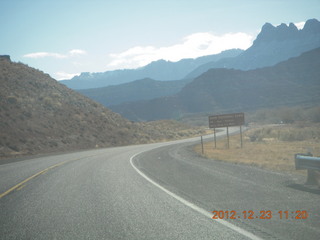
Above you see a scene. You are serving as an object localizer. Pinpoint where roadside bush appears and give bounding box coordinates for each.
[248,106,320,124]
[308,107,320,123]
[279,130,303,141]
[7,96,18,104]
[249,125,320,142]
[248,128,278,142]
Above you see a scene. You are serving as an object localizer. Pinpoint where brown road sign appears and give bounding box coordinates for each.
[209,113,244,128]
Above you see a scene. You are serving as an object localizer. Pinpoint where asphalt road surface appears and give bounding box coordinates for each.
[1,128,319,239]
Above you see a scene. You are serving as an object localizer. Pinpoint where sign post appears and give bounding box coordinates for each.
[240,125,243,148]
[226,126,230,149]
[201,136,204,154]
[213,128,217,149]
[208,113,245,149]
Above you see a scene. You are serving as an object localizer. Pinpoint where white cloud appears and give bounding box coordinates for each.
[23,52,67,59]
[108,32,254,69]
[22,49,88,80]
[55,71,80,80]
[23,49,87,59]
[69,49,87,56]
[295,21,305,30]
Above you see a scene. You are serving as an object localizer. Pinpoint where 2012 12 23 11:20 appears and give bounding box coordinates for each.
[211,210,309,220]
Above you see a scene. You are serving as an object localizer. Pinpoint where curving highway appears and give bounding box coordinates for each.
[0,128,319,239]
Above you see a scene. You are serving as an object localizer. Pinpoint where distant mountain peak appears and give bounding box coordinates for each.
[254,19,320,45]
[303,18,320,33]
[288,22,298,31]
[261,22,276,32]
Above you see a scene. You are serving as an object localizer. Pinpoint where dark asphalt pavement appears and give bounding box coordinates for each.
[1,128,319,239]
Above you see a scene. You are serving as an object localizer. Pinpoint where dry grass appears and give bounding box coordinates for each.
[194,125,320,174]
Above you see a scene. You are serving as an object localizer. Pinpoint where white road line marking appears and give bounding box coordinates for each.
[130,151,263,240]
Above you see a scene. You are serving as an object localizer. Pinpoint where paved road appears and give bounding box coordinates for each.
[0,129,319,239]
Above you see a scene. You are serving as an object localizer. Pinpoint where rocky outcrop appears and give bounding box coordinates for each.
[0,55,11,61]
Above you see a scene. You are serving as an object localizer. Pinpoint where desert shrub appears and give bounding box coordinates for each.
[43,96,54,106]
[279,108,295,123]
[7,96,18,104]
[23,111,32,118]
[278,126,320,141]
[248,127,278,142]
[51,92,61,98]
[42,96,62,108]
[279,130,301,141]
[249,125,320,142]
[248,106,320,124]
[49,141,58,147]
[8,144,19,152]
[308,107,320,123]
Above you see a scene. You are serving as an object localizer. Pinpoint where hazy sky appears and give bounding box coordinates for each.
[1,0,319,80]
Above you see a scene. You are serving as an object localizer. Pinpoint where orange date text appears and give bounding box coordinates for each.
[211,210,308,220]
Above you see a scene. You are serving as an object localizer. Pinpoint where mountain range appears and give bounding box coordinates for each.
[73,19,320,109]
[78,78,191,107]
[110,47,320,121]
[62,19,320,92]
[186,18,320,78]
[61,49,242,89]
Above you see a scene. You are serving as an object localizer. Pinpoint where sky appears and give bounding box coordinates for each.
[1,0,319,80]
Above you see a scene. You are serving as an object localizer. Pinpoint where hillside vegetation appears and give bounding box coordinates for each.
[0,57,206,160]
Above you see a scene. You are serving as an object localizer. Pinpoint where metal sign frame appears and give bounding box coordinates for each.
[209,112,244,128]
[208,113,245,149]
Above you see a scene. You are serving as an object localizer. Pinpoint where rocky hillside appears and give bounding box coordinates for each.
[111,47,320,121]
[0,57,205,159]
